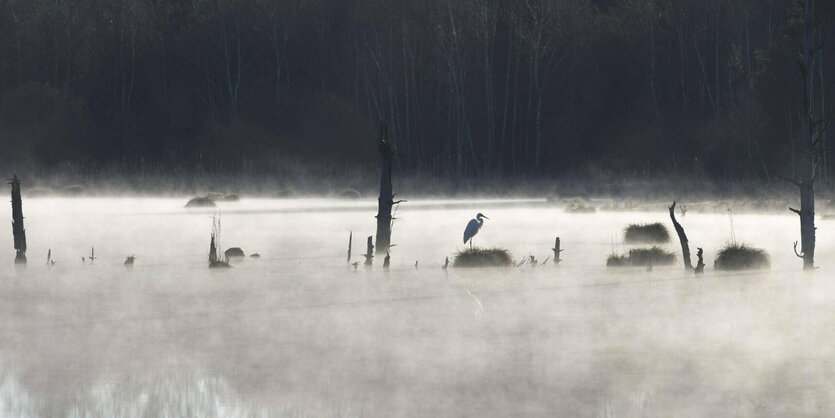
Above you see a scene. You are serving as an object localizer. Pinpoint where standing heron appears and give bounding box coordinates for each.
[463,213,489,249]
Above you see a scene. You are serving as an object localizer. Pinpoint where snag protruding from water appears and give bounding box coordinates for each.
[8,175,26,264]
[364,236,374,266]
[347,231,352,263]
[375,122,404,256]
[695,248,705,274]
[209,216,231,269]
[552,237,563,264]
[669,201,693,271]
[784,0,825,270]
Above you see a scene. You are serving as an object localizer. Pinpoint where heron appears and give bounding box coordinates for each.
[463,213,489,249]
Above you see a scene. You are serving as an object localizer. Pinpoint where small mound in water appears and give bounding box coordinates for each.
[275,188,296,198]
[185,196,216,208]
[224,247,245,258]
[61,184,85,196]
[26,187,53,197]
[453,248,513,268]
[563,197,596,213]
[338,188,362,199]
[715,243,770,270]
[624,223,671,244]
[607,247,675,267]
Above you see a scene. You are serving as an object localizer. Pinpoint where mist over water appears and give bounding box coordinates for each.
[0,197,834,417]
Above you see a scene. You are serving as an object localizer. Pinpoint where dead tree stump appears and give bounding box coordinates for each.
[8,175,27,264]
[347,231,352,263]
[669,201,693,271]
[375,122,400,256]
[552,237,563,264]
[695,248,705,274]
[364,236,374,266]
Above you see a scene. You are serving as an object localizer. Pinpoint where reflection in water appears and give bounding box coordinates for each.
[0,366,37,417]
[0,365,361,418]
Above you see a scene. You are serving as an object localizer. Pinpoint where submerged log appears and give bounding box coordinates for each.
[375,122,400,256]
[8,175,26,264]
[669,201,693,271]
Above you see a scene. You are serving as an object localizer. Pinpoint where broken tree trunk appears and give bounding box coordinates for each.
[669,201,693,271]
[347,231,352,263]
[695,247,705,274]
[375,122,397,256]
[552,237,563,264]
[8,175,26,264]
[791,0,819,270]
[364,236,374,266]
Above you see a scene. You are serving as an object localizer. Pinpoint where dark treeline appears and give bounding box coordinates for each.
[0,0,833,185]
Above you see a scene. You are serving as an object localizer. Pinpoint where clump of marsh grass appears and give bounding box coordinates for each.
[338,188,362,199]
[563,197,596,213]
[607,247,675,267]
[624,223,671,244]
[453,248,514,268]
[185,196,216,208]
[715,243,770,270]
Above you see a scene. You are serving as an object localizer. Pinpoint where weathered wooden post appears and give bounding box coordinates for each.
[8,175,26,264]
[552,237,563,264]
[695,248,705,274]
[347,231,352,263]
[364,236,374,266]
[669,201,693,271]
[375,122,400,256]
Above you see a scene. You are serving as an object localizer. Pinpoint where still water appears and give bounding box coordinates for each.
[0,198,833,417]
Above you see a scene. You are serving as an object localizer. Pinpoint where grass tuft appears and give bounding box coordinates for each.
[624,223,671,244]
[185,196,216,208]
[607,246,675,267]
[715,242,770,270]
[453,247,514,268]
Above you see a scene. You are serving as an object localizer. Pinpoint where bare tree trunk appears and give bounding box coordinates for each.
[347,231,352,263]
[364,236,374,266]
[552,237,563,265]
[9,174,26,264]
[669,201,693,271]
[791,0,818,270]
[375,122,397,256]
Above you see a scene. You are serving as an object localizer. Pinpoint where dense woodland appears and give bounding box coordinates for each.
[0,0,833,186]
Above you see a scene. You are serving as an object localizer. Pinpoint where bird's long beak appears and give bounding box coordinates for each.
[483,215,490,219]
